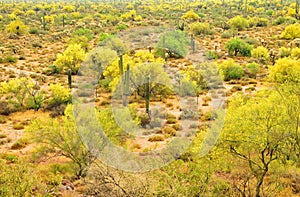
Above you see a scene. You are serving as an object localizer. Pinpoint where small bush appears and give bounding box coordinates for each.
[190,22,212,35]
[0,134,7,139]
[162,126,177,136]
[6,20,28,35]
[279,47,291,58]
[148,135,164,142]
[11,138,29,150]
[4,55,18,63]
[13,124,24,130]
[291,47,300,59]
[281,23,300,40]
[219,60,245,81]
[72,28,93,40]
[226,38,253,57]
[246,62,260,78]
[221,31,234,38]
[29,27,39,34]
[116,24,127,31]
[206,51,218,60]
[166,117,177,124]
[228,16,249,31]
[251,46,269,59]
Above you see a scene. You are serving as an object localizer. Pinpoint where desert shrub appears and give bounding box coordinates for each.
[166,117,177,124]
[6,20,28,35]
[218,60,245,81]
[265,10,274,16]
[248,17,269,27]
[279,47,291,58]
[274,16,297,25]
[29,27,39,34]
[148,135,164,142]
[180,108,198,120]
[116,24,127,31]
[281,23,300,40]
[11,138,29,150]
[228,16,249,30]
[243,37,259,46]
[246,62,260,78]
[13,124,25,130]
[206,51,218,60]
[291,47,300,59]
[139,113,151,127]
[98,33,114,42]
[68,35,89,51]
[162,126,177,136]
[48,84,71,106]
[181,10,199,21]
[72,28,93,41]
[251,46,269,59]
[221,31,234,38]
[0,134,7,139]
[190,22,212,35]
[226,38,253,57]
[4,55,17,63]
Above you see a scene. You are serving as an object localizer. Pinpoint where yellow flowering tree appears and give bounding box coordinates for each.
[54,44,86,74]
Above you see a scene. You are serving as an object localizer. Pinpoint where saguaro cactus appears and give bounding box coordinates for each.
[62,15,65,27]
[123,64,130,106]
[145,76,150,115]
[191,34,195,53]
[68,69,72,88]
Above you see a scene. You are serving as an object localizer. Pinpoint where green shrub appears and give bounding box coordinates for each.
[4,55,18,63]
[72,28,93,40]
[221,31,234,38]
[265,10,274,16]
[246,62,260,78]
[226,38,253,57]
[218,60,245,81]
[279,47,291,58]
[274,16,297,25]
[281,23,300,40]
[190,22,212,35]
[29,27,39,34]
[13,124,24,130]
[251,46,269,59]
[228,16,249,31]
[116,24,127,31]
[248,17,269,27]
[206,51,218,60]
[0,133,7,139]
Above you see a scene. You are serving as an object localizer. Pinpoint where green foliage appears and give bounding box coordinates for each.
[281,23,300,40]
[98,33,114,42]
[27,105,94,178]
[54,44,86,74]
[6,20,28,35]
[190,22,212,35]
[274,16,297,25]
[4,55,18,63]
[157,30,189,58]
[116,24,128,31]
[251,46,269,59]
[68,35,89,51]
[0,160,37,196]
[218,60,245,81]
[228,16,249,31]
[246,62,260,78]
[29,27,39,34]
[72,28,94,41]
[226,38,253,57]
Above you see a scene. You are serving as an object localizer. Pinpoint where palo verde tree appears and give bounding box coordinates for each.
[226,38,253,57]
[54,44,86,74]
[220,90,291,197]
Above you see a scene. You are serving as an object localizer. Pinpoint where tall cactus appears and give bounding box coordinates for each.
[145,76,150,115]
[123,64,130,106]
[118,55,124,76]
[67,69,72,88]
[62,15,65,27]
[191,34,195,53]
